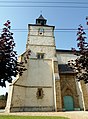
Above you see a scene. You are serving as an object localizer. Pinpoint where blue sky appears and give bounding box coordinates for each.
[0,0,88,94]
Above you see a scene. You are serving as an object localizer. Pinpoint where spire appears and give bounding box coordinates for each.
[36,14,47,25]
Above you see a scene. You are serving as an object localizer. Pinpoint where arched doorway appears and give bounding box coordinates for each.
[63,96,74,111]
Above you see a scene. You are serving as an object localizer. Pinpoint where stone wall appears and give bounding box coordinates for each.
[0,100,6,109]
[55,79,62,111]
[81,81,88,111]
[60,74,80,110]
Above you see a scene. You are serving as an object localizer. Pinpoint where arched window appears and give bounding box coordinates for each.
[38,28,44,35]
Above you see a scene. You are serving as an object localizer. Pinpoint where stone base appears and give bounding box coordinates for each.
[9,106,55,112]
[56,108,63,112]
[74,108,80,111]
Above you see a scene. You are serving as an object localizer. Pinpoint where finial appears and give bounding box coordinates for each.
[40,11,42,14]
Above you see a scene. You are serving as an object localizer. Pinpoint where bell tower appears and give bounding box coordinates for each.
[36,14,47,25]
[6,15,61,112]
[26,14,56,61]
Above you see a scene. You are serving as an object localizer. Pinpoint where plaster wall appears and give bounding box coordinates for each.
[15,59,53,86]
[57,52,77,64]
[8,59,55,112]
[11,86,54,107]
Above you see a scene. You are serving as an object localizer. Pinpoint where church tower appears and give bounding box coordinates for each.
[5,15,61,112]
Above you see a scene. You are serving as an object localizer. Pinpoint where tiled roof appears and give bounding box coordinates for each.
[58,64,75,73]
[37,14,46,20]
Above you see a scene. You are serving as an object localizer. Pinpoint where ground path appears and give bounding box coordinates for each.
[0,111,88,119]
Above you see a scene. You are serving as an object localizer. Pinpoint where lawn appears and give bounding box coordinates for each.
[0,115,69,119]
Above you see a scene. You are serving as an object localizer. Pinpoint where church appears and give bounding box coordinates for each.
[5,15,88,112]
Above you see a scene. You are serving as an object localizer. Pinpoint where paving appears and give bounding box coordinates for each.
[0,111,88,119]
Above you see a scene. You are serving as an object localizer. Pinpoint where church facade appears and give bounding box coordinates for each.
[5,15,88,112]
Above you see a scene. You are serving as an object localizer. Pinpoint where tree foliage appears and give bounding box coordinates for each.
[68,19,88,83]
[0,20,31,87]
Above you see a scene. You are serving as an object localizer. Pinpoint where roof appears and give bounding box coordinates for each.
[37,14,46,21]
[56,49,74,53]
[56,49,79,53]
[58,64,75,74]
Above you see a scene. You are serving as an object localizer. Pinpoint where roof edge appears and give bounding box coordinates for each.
[28,24,55,28]
[56,49,79,53]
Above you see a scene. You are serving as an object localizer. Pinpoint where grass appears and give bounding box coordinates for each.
[0,115,69,119]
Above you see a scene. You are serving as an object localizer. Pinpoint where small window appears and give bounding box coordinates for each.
[36,88,44,99]
[39,89,42,97]
[38,28,44,35]
[41,54,44,59]
[37,53,44,59]
[37,53,40,59]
